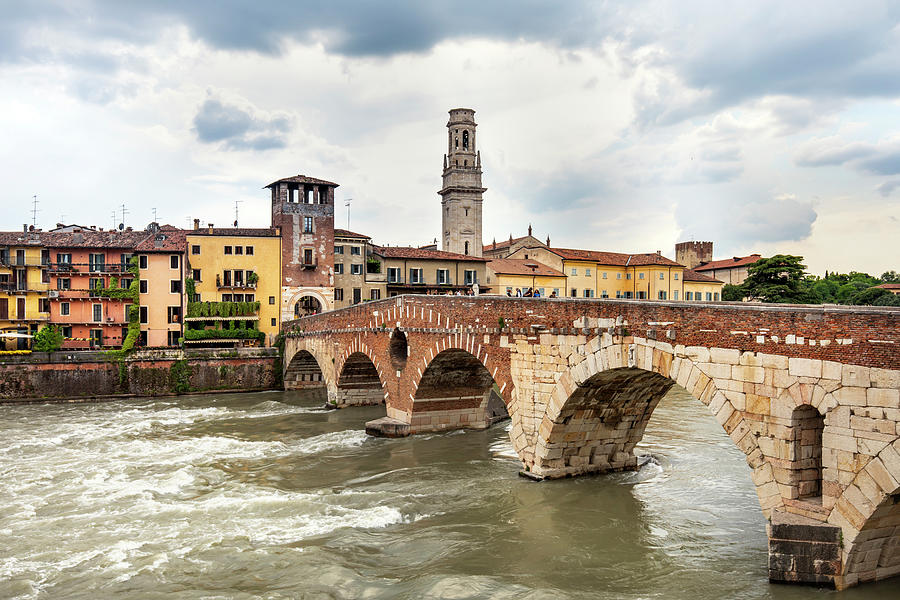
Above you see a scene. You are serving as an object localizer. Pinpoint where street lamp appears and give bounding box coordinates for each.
[525,262,539,296]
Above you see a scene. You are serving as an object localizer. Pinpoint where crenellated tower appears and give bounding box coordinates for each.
[439,108,485,257]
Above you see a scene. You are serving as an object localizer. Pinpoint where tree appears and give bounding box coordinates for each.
[741,255,815,304]
[881,270,900,283]
[722,284,744,301]
[32,325,63,352]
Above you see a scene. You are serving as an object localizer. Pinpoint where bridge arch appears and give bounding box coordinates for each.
[531,341,775,511]
[410,347,509,432]
[336,351,385,407]
[284,349,327,390]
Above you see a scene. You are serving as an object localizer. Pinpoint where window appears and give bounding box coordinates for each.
[570,268,577,276]
[271,317,277,327]
[350,246,361,256]
[192,269,201,282]
[92,304,102,322]
[437,269,450,284]
[714,293,720,301]
[37,298,49,313]
[658,291,667,300]
[234,246,243,255]
[170,255,179,269]
[602,272,607,279]
[351,264,363,275]
[410,268,424,284]
[506,287,513,295]
[269,296,276,305]
[353,288,362,304]
[706,292,713,301]
[139,306,148,324]
[334,288,344,301]
[42,270,49,284]
[585,268,591,276]
[464,270,476,285]
[616,273,622,280]
[246,246,253,255]
[673,291,679,300]
[387,267,401,283]
[303,248,314,265]
[583,289,594,298]
[222,294,233,302]
[674,273,679,280]
[570,288,578,297]
[464,241,469,255]
[624,291,634,299]
[335,245,344,255]
[659,272,665,280]
[61,326,72,338]
[224,246,232,255]
[139,280,148,294]
[303,217,313,233]
[61,302,70,316]
[601,290,608,298]
[616,291,623,298]
[191,245,200,255]
[55,253,71,265]
[245,293,254,302]
[639,272,645,280]
[138,255,148,269]
[89,278,103,296]
[41,249,50,265]
[233,270,243,287]
[553,288,560,297]
[167,306,181,323]
[371,289,381,300]
[335,263,344,274]
[89,253,105,272]
[686,291,693,300]
[626,273,632,280]
[57,278,71,290]
[170,280,182,293]
[637,291,646,299]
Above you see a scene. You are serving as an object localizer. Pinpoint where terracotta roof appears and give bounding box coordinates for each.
[42,229,151,249]
[334,228,370,239]
[682,268,723,283]
[694,254,762,272]
[372,246,487,262]
[487,259,565,277]
[135,226,188,252]
[876,283,900,290]
[0,231,45,246]
[484,235,528,251]
[265,174,339,188]
[186,227,279,238]
[541,247,683,267]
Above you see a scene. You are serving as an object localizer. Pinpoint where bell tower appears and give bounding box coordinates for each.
[439,108,485,257]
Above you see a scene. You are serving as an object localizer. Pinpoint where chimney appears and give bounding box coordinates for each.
[192,218,200,231]
[23,224,27,233]
[656,250,661,256]
[528,224,532,236]
[126,227,133,232]
[208,223,214,234]
[546,236,550,247]
[492,237,496,250]
[56,223,64,229]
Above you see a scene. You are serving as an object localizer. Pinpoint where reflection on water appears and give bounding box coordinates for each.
[1,387,897,599]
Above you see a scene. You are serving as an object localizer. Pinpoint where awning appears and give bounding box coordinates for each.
[183,316,260,322]
[0,332,33,338]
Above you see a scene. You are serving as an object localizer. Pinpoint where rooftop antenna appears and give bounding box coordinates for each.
[111,210,117,230]
[345,198,352,229]
[31,195,39,228]
[234,200,242,227]
[152,207,158,222]
[119,203,129,230]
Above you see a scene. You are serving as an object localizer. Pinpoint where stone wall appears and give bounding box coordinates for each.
[0,347,278,402]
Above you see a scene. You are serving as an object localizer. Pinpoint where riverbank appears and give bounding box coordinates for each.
[0,347,279,403]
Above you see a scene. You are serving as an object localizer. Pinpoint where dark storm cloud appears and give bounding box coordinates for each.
[193,98,290,151]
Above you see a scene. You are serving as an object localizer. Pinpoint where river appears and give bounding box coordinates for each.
[2,388,898,599]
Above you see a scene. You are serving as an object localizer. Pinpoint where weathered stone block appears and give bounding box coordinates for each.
[789,358,823,378]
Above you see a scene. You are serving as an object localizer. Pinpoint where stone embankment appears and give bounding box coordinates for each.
[0,347,278,403]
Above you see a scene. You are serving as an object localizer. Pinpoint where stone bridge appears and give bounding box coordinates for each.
[282,295,900,589]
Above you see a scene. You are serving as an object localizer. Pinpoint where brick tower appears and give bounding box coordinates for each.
[675,241,713,269]
[439,108,485,257]
[266,175,338,320]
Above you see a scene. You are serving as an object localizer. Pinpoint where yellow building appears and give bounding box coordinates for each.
[333,229,386,307]
[486,258,566,296]
[506,246,723,301]
[185,226,282,347]
[683,269,724,301]
[0,231,50,350]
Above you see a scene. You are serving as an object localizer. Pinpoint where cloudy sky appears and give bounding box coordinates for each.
[1,1,898,275]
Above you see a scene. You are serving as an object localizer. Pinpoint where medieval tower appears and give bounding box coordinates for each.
[440,108,485,257]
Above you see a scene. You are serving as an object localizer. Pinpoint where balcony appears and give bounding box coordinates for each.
[48,263,131,274]
[215,275,257,290]
[48,289,130,301]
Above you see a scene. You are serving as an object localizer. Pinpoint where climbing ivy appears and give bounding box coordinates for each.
[169,359,191,394]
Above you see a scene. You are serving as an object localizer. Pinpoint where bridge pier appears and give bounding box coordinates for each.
[768,510,843,588]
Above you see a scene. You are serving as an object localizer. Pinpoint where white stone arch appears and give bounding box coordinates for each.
[283,337,337,400]
[287,289,329,318]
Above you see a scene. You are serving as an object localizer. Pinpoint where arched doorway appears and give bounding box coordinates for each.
[294,295,322,317]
